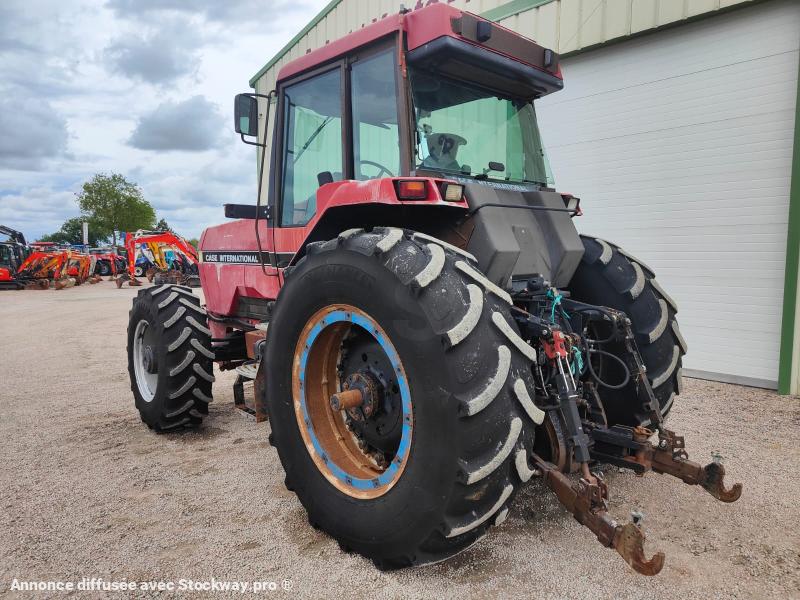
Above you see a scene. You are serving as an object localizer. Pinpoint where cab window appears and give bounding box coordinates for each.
[281,68,343,227]
[351,49,400,180]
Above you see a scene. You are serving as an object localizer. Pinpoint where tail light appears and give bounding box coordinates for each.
[396,180,427,200]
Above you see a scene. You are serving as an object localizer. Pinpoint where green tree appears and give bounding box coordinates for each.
[77,173,156,247]
[186,238,199,249]
[39,217,110,246]
[156,218,173,233]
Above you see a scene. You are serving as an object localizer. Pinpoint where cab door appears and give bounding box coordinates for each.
[271,62,346,267]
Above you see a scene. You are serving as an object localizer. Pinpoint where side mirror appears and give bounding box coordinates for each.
[234,94,259,137]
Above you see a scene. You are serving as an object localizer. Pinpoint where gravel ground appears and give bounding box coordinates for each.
[1,283,799,599]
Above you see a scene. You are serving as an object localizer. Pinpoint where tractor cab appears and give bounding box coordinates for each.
[0,243,20,270]
[235,4,562,212]
[211,3,578,316]
[272,6,562,207]
[0,226,29,289]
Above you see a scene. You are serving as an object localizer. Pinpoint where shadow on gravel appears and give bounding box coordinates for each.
[173,426,229,443]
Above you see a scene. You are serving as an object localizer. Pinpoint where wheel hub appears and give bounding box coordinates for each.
[339,334,403,457]
[142,346,157,374]
[336,371,381,420]
[133,319,158,402]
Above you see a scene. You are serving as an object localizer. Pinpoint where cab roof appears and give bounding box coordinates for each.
[273,3,561,87]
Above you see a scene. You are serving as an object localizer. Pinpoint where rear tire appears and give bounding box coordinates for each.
[127,284,215,431]
[568,235,685,425]
[265,227,542,568]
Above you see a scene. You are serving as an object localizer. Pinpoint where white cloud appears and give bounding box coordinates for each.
[0,98,70,170]
[106,0,317,28]
[129,96,225,151]
[105,25,203,85]
[0,186,80,239]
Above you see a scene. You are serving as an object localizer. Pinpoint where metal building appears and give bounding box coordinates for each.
[250,0,800,394]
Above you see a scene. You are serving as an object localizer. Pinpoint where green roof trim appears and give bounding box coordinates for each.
[481,0,554,22]
[778,55,800,394]
[249,0,344,88]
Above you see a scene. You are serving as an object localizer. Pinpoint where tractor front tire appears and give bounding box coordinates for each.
[265,228,543,568]
[127,284,214,432]
[97,261,111,277]
[568,235,686,426]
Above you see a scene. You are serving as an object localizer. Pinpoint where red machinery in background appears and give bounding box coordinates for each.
[0,225,30,290]
[14,246,96,290]
[116,230,200,288]
[89,248,126,278]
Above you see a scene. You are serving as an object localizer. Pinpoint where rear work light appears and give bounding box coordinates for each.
[396,180,427,200]
[562,194,582,216]
[442,183,464,202]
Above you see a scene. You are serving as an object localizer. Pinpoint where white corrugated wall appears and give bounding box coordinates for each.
[536,0,800,386]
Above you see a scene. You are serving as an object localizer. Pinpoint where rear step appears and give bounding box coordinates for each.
[232,362,268,422]
[235,362,259,380]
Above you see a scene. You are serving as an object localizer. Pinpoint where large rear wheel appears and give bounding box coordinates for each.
[568,235,686,426]
[265,228,544,568]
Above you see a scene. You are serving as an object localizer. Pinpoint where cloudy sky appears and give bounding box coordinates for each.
[0,0,328,241]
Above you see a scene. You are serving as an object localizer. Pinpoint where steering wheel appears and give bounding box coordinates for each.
[359,160,394,179]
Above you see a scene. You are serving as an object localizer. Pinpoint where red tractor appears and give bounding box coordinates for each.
[89,247,126,278]
[126,4,740,573]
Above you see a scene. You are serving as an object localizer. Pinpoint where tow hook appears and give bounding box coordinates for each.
[636,428,742,503]
[531,453,665,576]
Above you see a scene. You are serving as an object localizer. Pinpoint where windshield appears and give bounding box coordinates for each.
[409,68,552,185]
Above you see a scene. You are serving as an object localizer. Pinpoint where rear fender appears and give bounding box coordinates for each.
[314,177,468,215]
[282,177,469,264]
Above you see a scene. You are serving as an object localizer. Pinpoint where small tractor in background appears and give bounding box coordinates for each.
[126,4,741,574]
[0,226,30,290]
[115,230,200,288]
[89,247,126,278]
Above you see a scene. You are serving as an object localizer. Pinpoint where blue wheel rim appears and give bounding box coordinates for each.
[293,305,413,498]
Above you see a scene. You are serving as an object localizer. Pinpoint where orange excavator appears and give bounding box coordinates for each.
[14,245,95,290]
[115,230,200,288]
